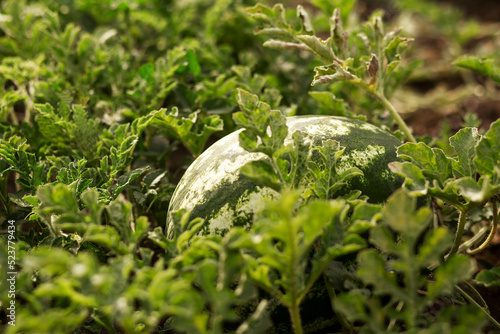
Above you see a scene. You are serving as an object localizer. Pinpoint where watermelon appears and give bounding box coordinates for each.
[167,115,403,237]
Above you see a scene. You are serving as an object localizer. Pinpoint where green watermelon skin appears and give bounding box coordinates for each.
[167,115,403,237]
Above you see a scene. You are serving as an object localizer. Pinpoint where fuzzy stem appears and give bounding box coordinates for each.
[459,225,489,253]
[349,79,416,143]
[456,285,500,329]
[463,281,489,311]
[446,208,468,259]
[377,94,416,143]
[289,302,304,334]
[322,273,353,333]
[287,211,304,334]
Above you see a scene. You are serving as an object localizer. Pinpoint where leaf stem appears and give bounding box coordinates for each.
[459,225,489,253]
[446,208,468,259]
[322,273,353,333]
[349,79,416,143]
[9,108,19,126]
[269,156,286,189]
[376,94,416,143]
[467,199,499,255]
[462,281,489,311]
[456,285,500,330]
[286,210,304,334]
[289,302,304,334]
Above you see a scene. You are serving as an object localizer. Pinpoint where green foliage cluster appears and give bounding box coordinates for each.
[1,0,499,333]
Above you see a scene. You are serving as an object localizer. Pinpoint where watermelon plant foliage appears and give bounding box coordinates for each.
[0,0,500,333]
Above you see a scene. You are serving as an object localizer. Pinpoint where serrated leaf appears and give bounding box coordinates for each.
[382,190,433,236]
[8,193,33,207]
[240,159,281,192]
[474,119,500,179]
[329,8,344,42]
[384,36,413,63]
[262,40,309,51]
[357,249,402,297]
[475,267,500,287]
[249,192,354,309]
[454,56,500,84]
[255,27,293,39]
[309,91,350,116]
[416,227,452,267]
[349,202,382,233]
[369,225,398,254]
[389,161,428,195]
[334,291,371,324]
[296,34,334,64]
[428,255,476,298]
[143,169,168,188]
[449,127,480,178]
[266,111,288,152]
[296,5,314,35]
[234,89,310,191]
[244,3,288,28]
[451,176,500,203]
[308,139,362,199]
[312,62,356,86]
[397,142,453,186]
[282,130,311,189]
[154,107,223,156]
[113,167,150,198]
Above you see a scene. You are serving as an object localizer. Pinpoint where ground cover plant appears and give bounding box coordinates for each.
[1,0,500,333]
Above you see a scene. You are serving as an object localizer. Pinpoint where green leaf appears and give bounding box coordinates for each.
[384,36,413,64]
[138,63,155,83]
[312,62,356,86]
[474,119,500,179]
[240,159,282,192]
[449,127,480,178]
[348,202,382,234]
[234,89,316,191]
[296,5,314,35]
[454,55,500,84]
[475,267,500,287]
[416,227,452,268]
[248,191,356,312]
[389,161,428,195]
[282,130,311,189]
[154,107,223,156]
[381,190,432,236]
[451,176,500,203]
[308,140,363,199]
[337,189,479,332]
[357,249,402,297]
[113,167,150,198]
[428,255,476,298]
[245,4,288,28]
[334,291,370,323]
[308,91,350,116]
[185,49,201,77]
[397,142,453,186]
[296,34,334,63]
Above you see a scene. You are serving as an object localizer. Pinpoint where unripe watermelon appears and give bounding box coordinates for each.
[167,115,402,237]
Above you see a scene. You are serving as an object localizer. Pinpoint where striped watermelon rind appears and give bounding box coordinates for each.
[167,115,403,237]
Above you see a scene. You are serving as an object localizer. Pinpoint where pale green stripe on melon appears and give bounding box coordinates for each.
[205,185,278,235]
